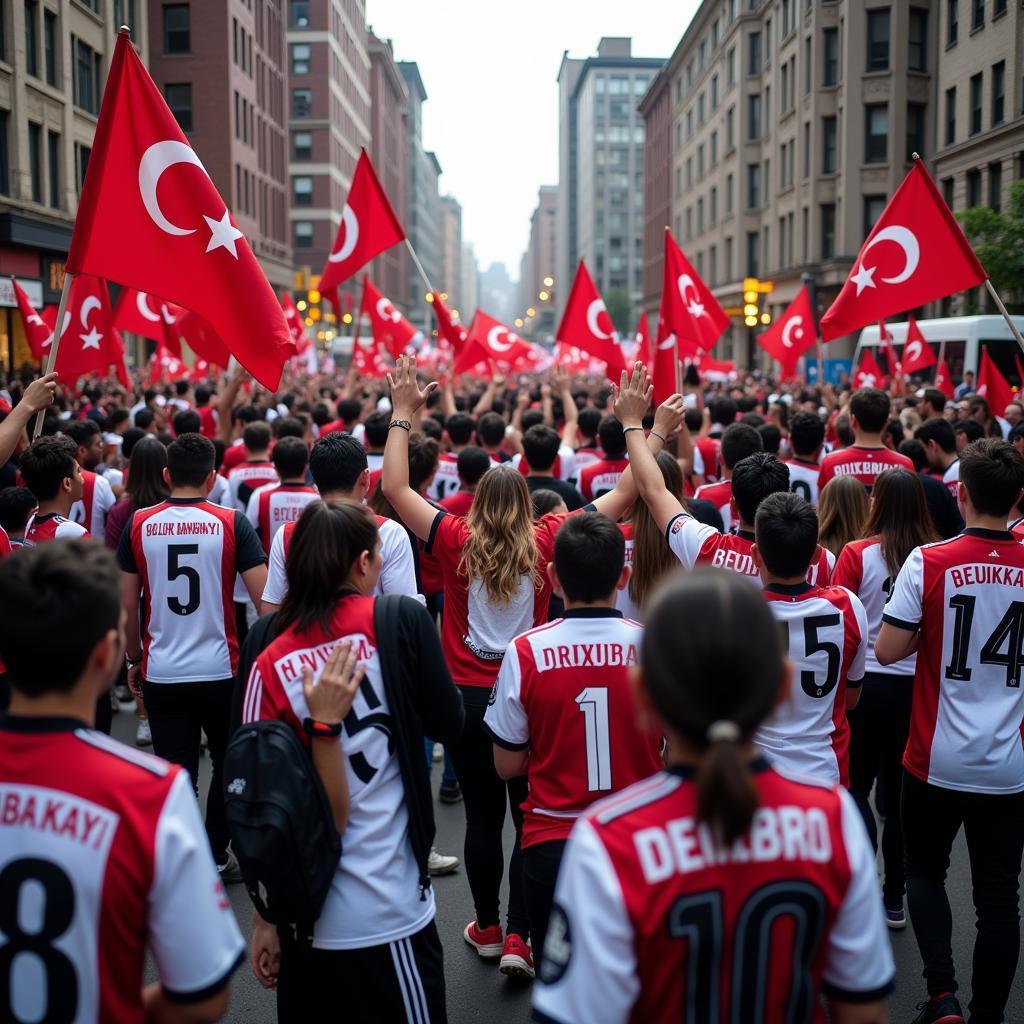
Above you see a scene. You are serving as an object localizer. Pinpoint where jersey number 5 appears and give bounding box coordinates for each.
[167,543,201,616]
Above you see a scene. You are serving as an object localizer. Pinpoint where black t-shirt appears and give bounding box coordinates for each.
[917,471,965,539]
[525,475,583,512]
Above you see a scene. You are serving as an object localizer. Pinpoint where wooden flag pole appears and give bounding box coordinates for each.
[32,271,74,439]
[404,238,437,302]
[985,279,1024,358]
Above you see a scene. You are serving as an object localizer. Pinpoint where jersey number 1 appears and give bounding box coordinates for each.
[575,687,612,792]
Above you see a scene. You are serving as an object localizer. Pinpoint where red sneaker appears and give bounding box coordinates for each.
[499,933,535,980]
[463,921,503,959]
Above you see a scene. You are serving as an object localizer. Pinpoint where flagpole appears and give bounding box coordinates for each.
[32,271,74,439]
[984,279,1024,358]
[404,238,436,300]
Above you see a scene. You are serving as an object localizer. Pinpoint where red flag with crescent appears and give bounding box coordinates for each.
[757,287,816,376]
[899,315,937,374]
[556,261,626,376]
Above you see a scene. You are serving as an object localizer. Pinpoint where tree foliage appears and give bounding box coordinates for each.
[957,180,1024,312]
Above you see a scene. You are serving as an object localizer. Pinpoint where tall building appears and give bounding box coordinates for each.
[556,38,665,322]
[520,185,559,339]
[479,261,516,325]
[933,0,1024,315]
[637,70,672,321]
[367,30,407,305]
[148,1,291,290]
[287,0,370,298]
[439,194,462,301]
[460,241,479,319]
[0,1,148,370]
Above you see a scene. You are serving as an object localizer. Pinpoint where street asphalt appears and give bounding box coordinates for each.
[114,707,1024,1023]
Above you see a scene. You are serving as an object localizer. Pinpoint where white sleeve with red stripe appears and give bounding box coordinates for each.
[377,519,418,597]
[91,473,117,536]
[147,770,244,996]
[665,513,718,570]
[261,528,288,606]
[484,644,529,748]
[533,818,638,1024]
[692,445,705,477]
[846,590,869,683]
[821,789,895,1002]
[882,546,925,631]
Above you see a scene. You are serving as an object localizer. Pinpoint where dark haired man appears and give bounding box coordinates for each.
[477,411,513,464]
[360,409,391,495]
[118,432,268,880]
[484,512,661,978]
[693,421,763,531]
[226,421,278,512]
[877,439,1024,1024]
[786,410,826,506]
[919,387,948,422]
[195,383,219,438]
[577,415,629,502]
[432,411,477,501]
[915,418,961,497]
[751,491,868,785]
[954,417,985,451]
[0,540,244,1021]
[244,436,317,554]
[818,388,914,492]
[20,435,89,544]
[441,445,490,517]
[63,418,118,535]
[172,408,202,438]
[521,425,583,512]
[573,407,603,473]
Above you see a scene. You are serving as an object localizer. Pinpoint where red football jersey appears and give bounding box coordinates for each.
[817,445,914,493]
[484,610,661,848]
[694,436,720,482]
[440,489,474,517]
[692,479,733,531]
[246,482,318,553]
[786,457,823,506]
[884,528,1024,793]
[0,719,243,1022]
[226,459,278,512]
[218,438,247,476]
[578,458,628,502]
[0,525,10,558]
[534,765,894,1022]
[759,583,868,785]
[430,451,461,502]
[69,468,116,537]
[23,512,90,545]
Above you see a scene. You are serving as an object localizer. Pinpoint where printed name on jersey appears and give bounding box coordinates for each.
[948,564,1024,587]
[0,783,118,851]
[537,640,639,671]
[272,634,376,682]
[145,520,222,537]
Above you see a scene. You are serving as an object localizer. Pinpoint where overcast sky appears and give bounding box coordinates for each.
[364,0,700,279]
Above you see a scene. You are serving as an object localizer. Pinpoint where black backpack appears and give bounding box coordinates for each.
[223,719,340,927]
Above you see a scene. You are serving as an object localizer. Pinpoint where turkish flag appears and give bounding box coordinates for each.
[113,287,180,343]
[13,280,54,360]
[757,286,816,376]
[65,31,292,390]
[430,292,467,354]
[820,161,987,341]
[280,292,308,356]
[149,341,188,384]
[853,349,888,390]
[171,308,230,369]
[453,311,533,376]
[351,299,391,379]
[879,321,902,378]
[45,276,124,384]
[662,231,730,353]
[934,359,955,398]
[319,150,406,291]
[556,261,626,376]
[362,277,419,359]
[900,315,936,374]
[977,348,1014,412]
[634,312,651,367]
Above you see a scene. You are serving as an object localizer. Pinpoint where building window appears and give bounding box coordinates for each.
[163,4,190,54]
[864,195,886,236]
[292,88,312,118]
[293,175,313,206]
[990,162,1003,211]
[294,221,314,249]
[43,9,56,85]
[46,129,59,209]
[748,93,761,139]
[972,0,984,30]
[746,231,759,276]
[747,163,761,208]
[908,8,928,71]
[995,0,1008,14]
[726,106,735,148]
[946,86,956,145]
[72,37,100,115]
[290,43,310,74]
[293,130,312,160]
[164,83,192,132]
[822,116,837,173]
[865,104,888,163]
[823,27,839,85]
[969,72,982,134]
[967,168,982,206]
[0,113,8,196]
[725,173,733,213]
[942,176,955,207]
[804,35,812,94]
[866,8,890,71]
[289,0,309,27]
[821,204,836,258]
[24,1,37,77]
[947,0,958,44]
[748,31,761,74]
[727,45,735,85]
[804,120,811,178]
[27,121,41,203]
[992,61,1005,125]
[74,142,89,194]
[907,102,927,160]
[114,0,137,35]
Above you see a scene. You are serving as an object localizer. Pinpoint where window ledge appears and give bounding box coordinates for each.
[969,23,985,37]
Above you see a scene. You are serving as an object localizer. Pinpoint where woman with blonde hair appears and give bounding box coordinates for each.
[383,356,681,979]
[817,475,869,558]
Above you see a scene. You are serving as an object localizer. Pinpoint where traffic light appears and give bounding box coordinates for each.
[742,277,773,327]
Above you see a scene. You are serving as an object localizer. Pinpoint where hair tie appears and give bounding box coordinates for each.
[707,720,741,743]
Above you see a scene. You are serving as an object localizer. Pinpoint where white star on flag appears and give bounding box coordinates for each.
[80,327,103,350]
[851,263,877,295]
[204,212,244,258]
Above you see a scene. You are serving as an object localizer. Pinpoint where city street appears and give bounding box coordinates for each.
[115,709,1024,1022]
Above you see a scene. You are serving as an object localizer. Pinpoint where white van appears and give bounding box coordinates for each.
[856,315,1024,387]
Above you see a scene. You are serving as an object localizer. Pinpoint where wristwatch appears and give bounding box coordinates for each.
[303,718,343,740]
[125,652,143,668]
[388,418,412,432]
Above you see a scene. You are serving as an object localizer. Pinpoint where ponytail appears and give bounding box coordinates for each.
[696,722,759,845]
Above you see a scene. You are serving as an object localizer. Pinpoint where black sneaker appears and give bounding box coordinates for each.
[883,897,906,930]
[911,992,964,1024]
[439,781,463,804]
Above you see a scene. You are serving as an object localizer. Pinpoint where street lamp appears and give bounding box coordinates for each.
[543,276,554,288]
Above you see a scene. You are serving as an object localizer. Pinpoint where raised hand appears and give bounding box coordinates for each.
[612,363,653,427]
[653,394,686,439]
[302,641,365,726]
[387,354,437,419]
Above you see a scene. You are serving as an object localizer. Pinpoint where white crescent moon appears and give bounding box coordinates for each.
[678,274,705,313]
[488,326,514,352]
[138,140,207,236]
[328,204,359,264]
[80,295,101,328]
[863,225,920,285]
[136,293,160,322]
[60,311,71,337]
[905,340,921,362]
[376,297,399,323]
[781,315,804,349]
[658,333,676,351]
[586,299,611,340]
[160,304,177,324]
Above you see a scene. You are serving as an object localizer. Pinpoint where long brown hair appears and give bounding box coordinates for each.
[817,476,868,558]
[277,500,379,633]
[863,468,939,577]
[461,466,540,603]
[629,451,683,610]
[126,438,169,510]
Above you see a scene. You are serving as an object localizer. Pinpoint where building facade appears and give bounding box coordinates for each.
[519,185,558,339]
[366,29,406,305]
[148,0,291,291]
[460,240,478,320]
[439,193,461,302]
[556,38,664,323]
[0,0,147,370]
[287,0,370,299]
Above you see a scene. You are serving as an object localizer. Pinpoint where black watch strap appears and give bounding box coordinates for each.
[303,717,342,739]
